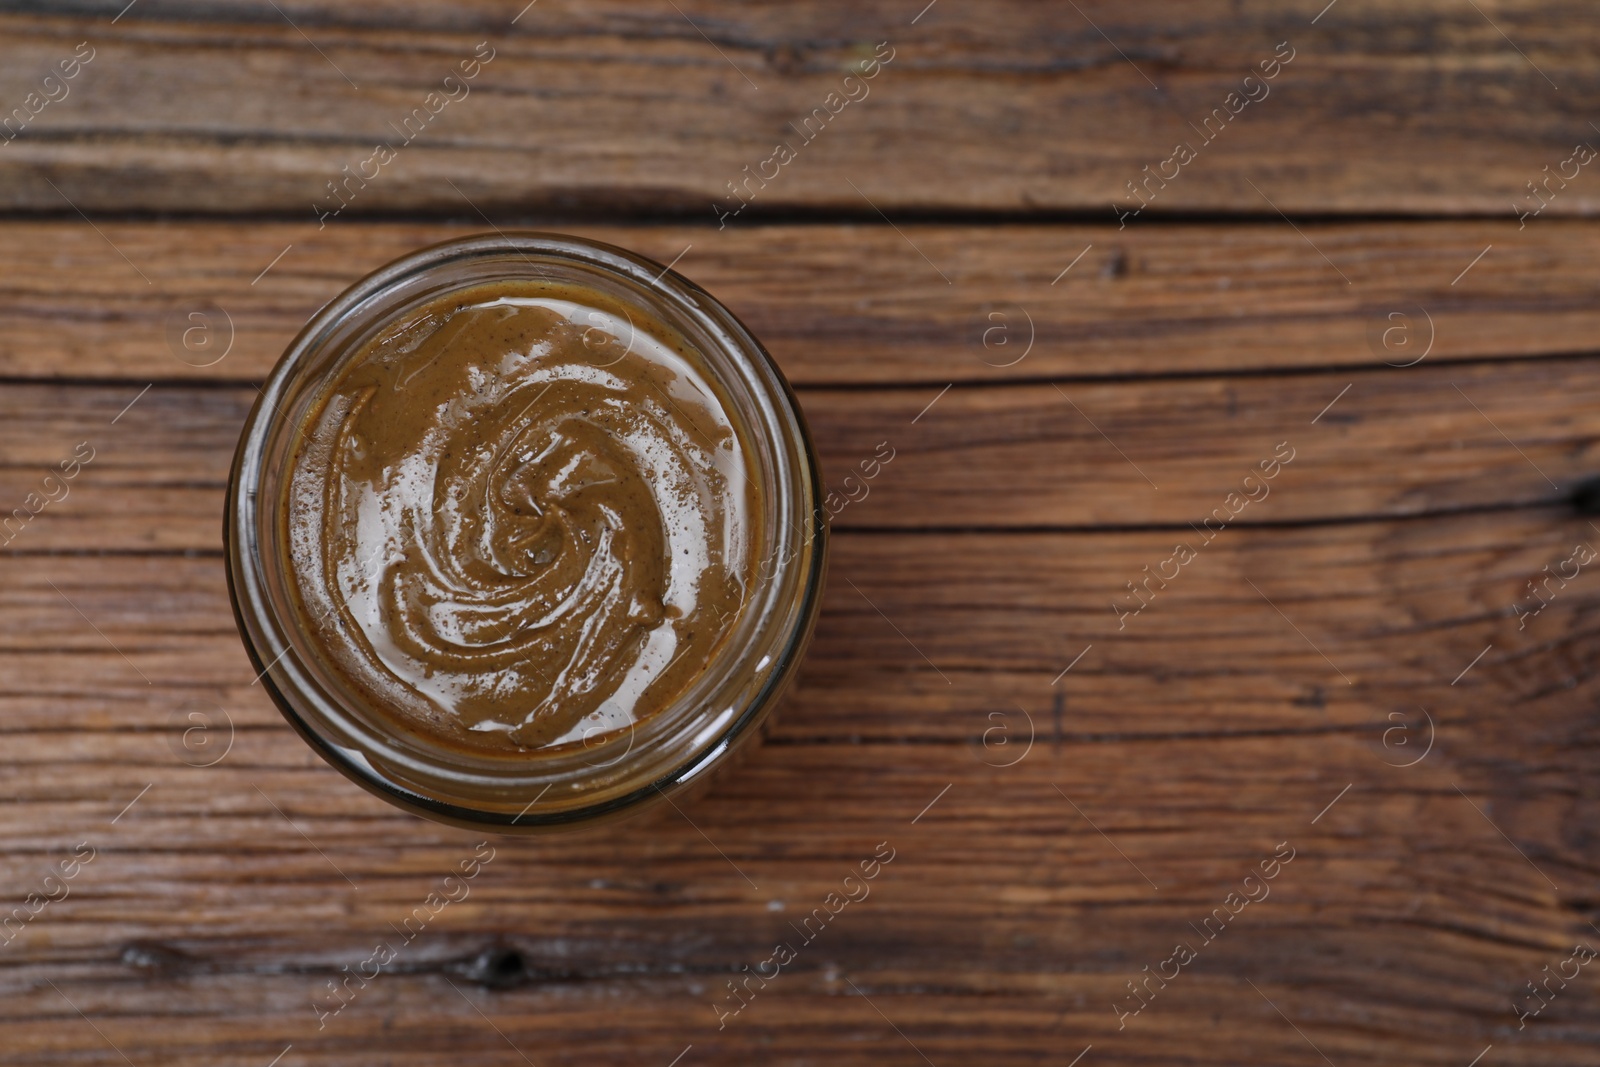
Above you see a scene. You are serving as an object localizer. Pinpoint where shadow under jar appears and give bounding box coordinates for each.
[227,233,827,832]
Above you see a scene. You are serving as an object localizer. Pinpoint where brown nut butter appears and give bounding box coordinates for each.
[229,233,825,830]
[283,280,759,755]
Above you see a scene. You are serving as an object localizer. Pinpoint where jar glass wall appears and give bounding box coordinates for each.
[226,233,827,832]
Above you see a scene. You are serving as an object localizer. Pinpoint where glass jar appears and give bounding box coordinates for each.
[226,233,826,832]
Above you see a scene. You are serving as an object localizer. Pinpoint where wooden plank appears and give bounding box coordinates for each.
[1,508,1595,741]
[5,4,1599,1060]
[2,352,1597,552]
[0,3,1597,217]
[1,220,1599,386]
[1,513,1599,1063]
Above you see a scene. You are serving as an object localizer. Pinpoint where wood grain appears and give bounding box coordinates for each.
[2,509,1597,738]
[1,350,1597,554]
[5,2,1600,1064]
[1,221,1598,385]
[0,2,1597,217]
[0,228,1597,1067]
[2,515,1600,1065]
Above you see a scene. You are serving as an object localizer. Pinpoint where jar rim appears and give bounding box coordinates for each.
[225,231,827,832]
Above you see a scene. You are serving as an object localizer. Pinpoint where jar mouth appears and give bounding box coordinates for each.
[226,233,827,832]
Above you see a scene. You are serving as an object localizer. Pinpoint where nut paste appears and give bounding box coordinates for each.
[283,280,758,753]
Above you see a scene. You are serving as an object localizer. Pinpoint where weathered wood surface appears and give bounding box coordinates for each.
[4,233,1600,1064]
[3,349,1600,550]
[0,2,1598,216]
[6,1,1600,1065]
[2,221,1599,385]
[4,516,1600,1065]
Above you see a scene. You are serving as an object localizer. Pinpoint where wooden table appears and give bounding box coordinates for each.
[3,2,1599,1064]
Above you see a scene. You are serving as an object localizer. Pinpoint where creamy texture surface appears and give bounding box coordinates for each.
[284,281,756,753]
